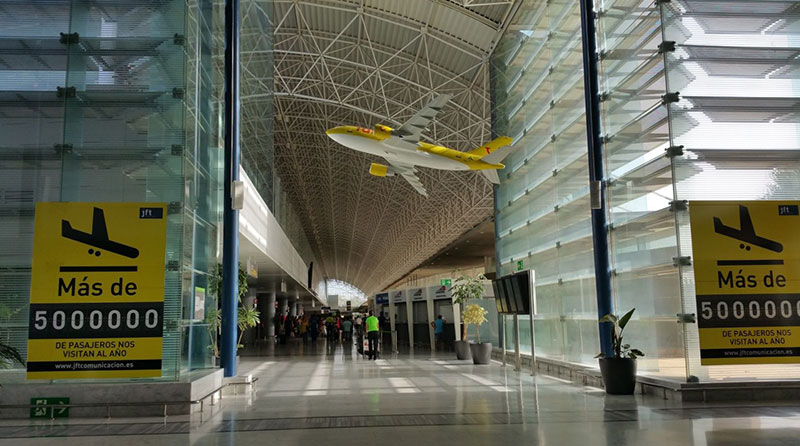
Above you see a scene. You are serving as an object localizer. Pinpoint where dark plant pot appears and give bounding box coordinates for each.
[455,340,472,360]
[469,342,492,365]
[599,358,637,395]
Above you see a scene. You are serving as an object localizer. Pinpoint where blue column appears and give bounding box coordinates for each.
[221,0,241,377]
[579,0,614,357]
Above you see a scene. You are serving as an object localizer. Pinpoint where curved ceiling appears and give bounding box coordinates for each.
[271,0,519,295]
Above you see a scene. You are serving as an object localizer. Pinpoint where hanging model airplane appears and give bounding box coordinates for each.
[325,94,515,197]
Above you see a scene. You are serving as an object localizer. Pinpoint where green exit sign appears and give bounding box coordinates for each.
[440,279,451,286]
[517,260,524,271]
[30,397,69,418]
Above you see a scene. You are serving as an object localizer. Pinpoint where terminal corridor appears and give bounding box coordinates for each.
[2,0,800,443]
[1,343,799,445]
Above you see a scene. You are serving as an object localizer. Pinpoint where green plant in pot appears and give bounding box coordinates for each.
[451,274,486,360]
[206,263,259,362]
[463,303,492,365]
[596,308,644,395]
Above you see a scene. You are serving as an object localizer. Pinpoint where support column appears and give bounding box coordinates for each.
[406,295,414,349]
[388,298,397,353]
[579,0,614,357]
[289,300,297,318]
[221,0,241,378]
[260,292,276,337]
[426,293,436,350]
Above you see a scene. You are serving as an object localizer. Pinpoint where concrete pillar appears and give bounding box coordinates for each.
[260,292,276,337]
[289,300,298,317]
[427,293,436,350]
[388,297,397,353]
[406,295,414,349]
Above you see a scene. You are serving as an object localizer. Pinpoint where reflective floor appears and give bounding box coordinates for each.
[1,341,799,445]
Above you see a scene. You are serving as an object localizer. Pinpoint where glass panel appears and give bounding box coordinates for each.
[597,0,687,379]
[0,0,225,384]
[662,0,800,381]
[491,0,598,367]
[0,0,72,380]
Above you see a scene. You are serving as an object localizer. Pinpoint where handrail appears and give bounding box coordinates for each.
[0,376,258,420]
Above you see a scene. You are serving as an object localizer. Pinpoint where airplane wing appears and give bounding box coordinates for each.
[393,94,453,145]
[391,162,428,197]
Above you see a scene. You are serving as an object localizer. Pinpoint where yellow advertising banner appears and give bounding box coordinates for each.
[27,203,167,379]
[689,201,800,365]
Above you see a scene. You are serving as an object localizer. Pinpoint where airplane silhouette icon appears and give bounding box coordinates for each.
[61,207,139,258]
[713,205,783,253]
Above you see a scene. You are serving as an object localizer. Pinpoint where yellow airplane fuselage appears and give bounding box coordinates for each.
[325,125,505,172]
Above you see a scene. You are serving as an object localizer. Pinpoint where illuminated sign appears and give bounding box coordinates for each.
[27,203,167,379]
[690,201,800,365]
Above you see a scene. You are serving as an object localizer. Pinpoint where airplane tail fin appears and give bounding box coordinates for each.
[480,169,500,185]
[467,137,514,164]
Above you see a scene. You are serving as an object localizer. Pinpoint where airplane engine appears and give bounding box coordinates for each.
[369,163,395,177]
[374,124,393,138]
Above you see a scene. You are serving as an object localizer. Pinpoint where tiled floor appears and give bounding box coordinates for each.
[1,340,799,445]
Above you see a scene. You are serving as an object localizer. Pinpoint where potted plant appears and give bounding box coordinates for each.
[463,303,491,364]
[207,263,259,364]
[237,304,261,349]
[451,274,486,360]
[596,308,644,395]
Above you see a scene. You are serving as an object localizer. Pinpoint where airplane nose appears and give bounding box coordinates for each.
[326,128,343,142]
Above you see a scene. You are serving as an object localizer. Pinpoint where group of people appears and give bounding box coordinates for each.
[273,310,384,359]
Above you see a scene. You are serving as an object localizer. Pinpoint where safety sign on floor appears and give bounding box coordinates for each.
[27,203,167,379]
[690,201,800,365]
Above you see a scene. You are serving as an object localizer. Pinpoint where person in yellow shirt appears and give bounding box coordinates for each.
[365,311,380,360]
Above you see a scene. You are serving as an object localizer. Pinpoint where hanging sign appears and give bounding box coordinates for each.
[690,201,800,365]
[27,203,167,379]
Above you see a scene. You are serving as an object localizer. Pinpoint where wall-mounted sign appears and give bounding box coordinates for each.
[429,285,451,301]
[690,201,800,365]
[27,203,167,379]
[391,290,405,303]
[375,293,389,305]
[440,279,451,286]
[410,288,425,301]
[517,260,524,271]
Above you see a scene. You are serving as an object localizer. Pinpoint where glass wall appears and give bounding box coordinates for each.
[0,0,222,382]
[662,0,800,381]
[491,0,600,367]
[494,0,800,382]
[597,0,684,378]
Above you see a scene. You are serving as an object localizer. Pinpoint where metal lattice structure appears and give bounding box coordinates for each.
[267,0,519,295]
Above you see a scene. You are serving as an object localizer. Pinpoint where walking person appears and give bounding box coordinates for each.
[300,317,309,344]
[342,317,353,343]
[366,311,380,360]
[431,315,445,352]
[354,314,363,335]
